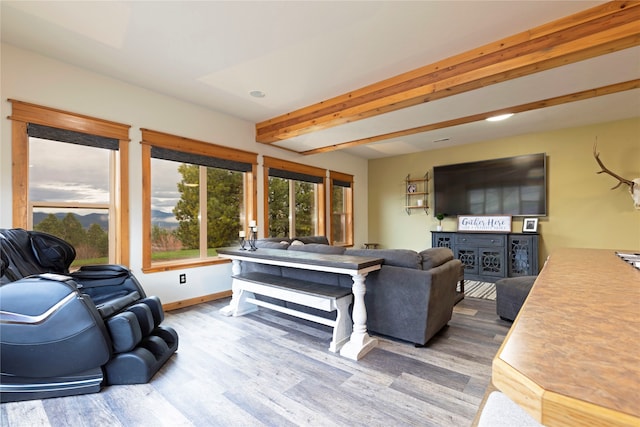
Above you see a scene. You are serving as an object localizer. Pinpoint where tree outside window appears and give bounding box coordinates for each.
[142,129,257,272]
[267,176,290,238]
[264,156,325,239]
[332,185,346,243]
[266,177,317,238]
[294,181,315,237]
[150,161,245,262]
[330,171,353,246]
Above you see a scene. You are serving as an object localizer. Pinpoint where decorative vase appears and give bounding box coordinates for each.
[436,225,443,231]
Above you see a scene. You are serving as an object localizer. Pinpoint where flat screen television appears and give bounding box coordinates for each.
[433,153,547,217]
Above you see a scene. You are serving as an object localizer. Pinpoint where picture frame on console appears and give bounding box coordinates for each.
[523,218,539,233]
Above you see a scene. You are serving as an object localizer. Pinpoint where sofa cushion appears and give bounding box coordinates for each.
[419,247,454,270]
[255,240,290,250]
[345,248,422,269]
[287,243,346,255]
[294,236,330,245]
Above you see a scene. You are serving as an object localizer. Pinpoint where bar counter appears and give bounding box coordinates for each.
[492,248,640,426]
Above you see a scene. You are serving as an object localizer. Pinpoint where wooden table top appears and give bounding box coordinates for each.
[492,247,640,427]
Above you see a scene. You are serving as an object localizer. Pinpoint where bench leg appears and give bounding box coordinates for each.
[329,295,353,353]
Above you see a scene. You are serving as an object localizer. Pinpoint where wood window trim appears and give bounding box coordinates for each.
[263,156,327,178]
[329,170,354,247]
[140,129,257,164]
[8,99,131,265]
[329,170,354,184]
[140,129,258,272]
[262,156,326,238]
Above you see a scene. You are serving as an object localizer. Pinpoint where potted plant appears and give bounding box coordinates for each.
[435,213,446,231]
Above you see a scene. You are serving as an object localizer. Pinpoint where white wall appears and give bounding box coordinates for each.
[0,43,369,304]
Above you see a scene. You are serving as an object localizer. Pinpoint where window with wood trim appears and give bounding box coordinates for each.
[263,156,326,239]
[141,129,257,272]
[329,171,354,246]
[9,100,131,266]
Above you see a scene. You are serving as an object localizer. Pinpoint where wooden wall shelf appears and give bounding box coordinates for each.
[405,173,429,215]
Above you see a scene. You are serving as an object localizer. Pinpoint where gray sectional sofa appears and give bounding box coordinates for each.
[245,236,462,346]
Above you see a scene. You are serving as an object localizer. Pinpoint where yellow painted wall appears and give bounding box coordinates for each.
[368,118,640,265]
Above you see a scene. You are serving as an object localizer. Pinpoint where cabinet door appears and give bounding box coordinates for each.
[479,246,506,278]
[432,233,453,249]
[508,235,539,276]
[456,246,478,276]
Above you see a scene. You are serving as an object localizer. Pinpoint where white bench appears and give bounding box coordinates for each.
[222,271,353,353]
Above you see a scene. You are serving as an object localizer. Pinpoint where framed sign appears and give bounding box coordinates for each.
[457,215,512,233]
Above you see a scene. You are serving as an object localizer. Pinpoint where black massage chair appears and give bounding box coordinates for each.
[0,228,178,402]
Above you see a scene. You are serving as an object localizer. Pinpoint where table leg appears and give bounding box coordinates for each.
[220,260,257,316]
[340,273,378,360]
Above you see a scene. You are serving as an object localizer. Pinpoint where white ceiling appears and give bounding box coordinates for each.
[2,1,639,159]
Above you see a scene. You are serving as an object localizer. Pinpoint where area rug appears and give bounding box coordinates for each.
[464,280,496,300]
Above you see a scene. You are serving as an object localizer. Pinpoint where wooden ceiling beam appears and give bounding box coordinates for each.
[255,1,640,144]
[299,80,640,155]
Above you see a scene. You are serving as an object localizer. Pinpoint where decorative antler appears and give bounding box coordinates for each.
[593,142,634,190]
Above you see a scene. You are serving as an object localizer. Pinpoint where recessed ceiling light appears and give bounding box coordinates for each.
[486,113,514,122]
[249,90,266,98]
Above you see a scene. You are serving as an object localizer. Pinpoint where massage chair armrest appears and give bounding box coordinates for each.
[70,265,147,304]
[71,264,138,287]
[96,291,141,318]
[75,264,130,273]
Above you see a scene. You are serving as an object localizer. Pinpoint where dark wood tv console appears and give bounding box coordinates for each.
[431,231,539,282]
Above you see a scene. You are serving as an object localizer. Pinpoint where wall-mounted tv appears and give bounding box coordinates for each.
[433,153,547,217]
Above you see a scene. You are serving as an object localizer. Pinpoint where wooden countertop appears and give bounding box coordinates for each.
[492,248,640,426]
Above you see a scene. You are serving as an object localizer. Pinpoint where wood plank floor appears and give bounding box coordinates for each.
[1,297,510,427]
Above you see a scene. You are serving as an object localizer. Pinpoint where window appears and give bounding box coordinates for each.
[263,157,326,239]
[141,129,257,272]
[329,171,353,246]
[9,100,130,266]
